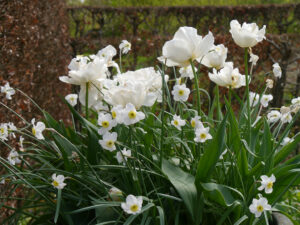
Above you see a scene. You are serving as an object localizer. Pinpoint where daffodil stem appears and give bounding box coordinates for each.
[160,63,166,167]
[190,60,201,116]
[85,82,89,119]
[244,48,251,143]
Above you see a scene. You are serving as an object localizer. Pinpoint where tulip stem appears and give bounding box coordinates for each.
[85,82,89,119]
[190,60,201,116]
[244,48,251,142]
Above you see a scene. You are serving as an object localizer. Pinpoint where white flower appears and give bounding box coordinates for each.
[281,112,292,124]
[122,103,145,126]
[7,149,21,165]
[0,123,9,141]
[121,195,143,215]
[31,119,46,140]
[7,122,17,139]
[267,110,281,123]
[260,94,273,107]
[280,106,290,115]
[109,187,123,201]
[219,149,228,160]
[250,92,259,107]
[119,40,131,54]
[96,45,120,73]
[258,174,276,194]
[97,113,117,135]
[272,63,282,78]
[229,20,266,48]
[171,115,186,130]
[266,79,273,89]
[281,137,294,146]
[160,27,214,67]
[68,55,88,71]
[1,82,15,100]
[0,178,5,184]
[171,84,190,102]
[194,127,212,143]
[92,101,109,113]
[249,53,259,66]
[190,116,203,129]
[111,105,125,124]
[65,94,78,107]
[179,66,196,79]
[208,62,246,89]
[201,44,227,69]
[249,197,271,217]
[115,148,131,165]
[99,132,117,151]
[51,174,66,190]
[19,136,25,151]
[291,97,300,107]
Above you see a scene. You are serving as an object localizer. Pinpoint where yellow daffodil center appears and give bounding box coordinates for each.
[102,121,110,128]
[106,140,114,148]
[267,182,273,189]
[174,120,179,126]
[130,204,139,212]
[70,97,74,101]
[32,127,36,136]
[178,90,185,96]
[257,205,264,212]
[128,110,136,119]
[191,120,196,128]
[200,133,207,139]
[0,128,4,134]
[112,111,117,119]
[52,180,59,187]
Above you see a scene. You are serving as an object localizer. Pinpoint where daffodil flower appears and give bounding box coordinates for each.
[121,195,143,215]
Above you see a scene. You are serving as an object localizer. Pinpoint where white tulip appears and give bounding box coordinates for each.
[121,195,143,215]
[65,94,78,107]
[171,84,190,102]
[201,44,227,69]
[171,115,186,130]
[249,197,271,217]
[267,110,281,123]
[31,119,46,140]
[51,174,66,190]
[97,45,120,74]
[260,94,273,107]
[1,82,15,100]
[99,132,117,151]
[258,174,276,194]
[194,127,212,143]
[272,63,282,78]
[230,20,266,48]
[119,40,131,54]
[68,55,88,71]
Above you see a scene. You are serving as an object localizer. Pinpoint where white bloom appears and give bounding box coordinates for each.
[0,123,9,141]
[122,103,145,126]
[65,94,78,107]
[267,110,281,123]
[1,82,15,100]
[266,79,273,89]
[115,148,131,165]
[97,45,120,73]
[280,106,290,115]
[97,113,117,135]
[219,149,228,160]
[258,174,276,194]
[92,101,109,113]
[111,105,125,124]
[160,27,214,67]
[249,197,271,217]
[260,94,273,107]
[208,62,246,89]
[190,116,203,129]
[179,66,196,79]
[68,55,88,71]
[291,97,300,107]
[171,115,186,130]
[119,40,131,54]
[229,20,266,48]
[121,195,143,215]
[171,84,190,102]
[31,119,46,140]
[249,92,259,107]
[109,187,123,201]
[281,112,292,124]
[7,122,17,139]
[0,178,5,184]
[19,136,25,151]
[272,63,282,78]
[99,132,117,151]
[201,44,227,69]
[51,174,66,190]
[194,127,212,143]
[7,149,21,165]
[281,137,294,146]
[249,53,259,66]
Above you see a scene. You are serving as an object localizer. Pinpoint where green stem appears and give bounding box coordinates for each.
[190,60,201,116]
[228,87,232,106]
[85,82,89,119]
[244,48,251,143]
[160,63,166,168]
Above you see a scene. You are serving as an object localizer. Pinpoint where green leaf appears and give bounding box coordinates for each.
[123,203,155,225]
[274,134,300,165]
[234,215,248,225]
[156,206,165,225]
[260,118,273,173]
[54,189,62,223]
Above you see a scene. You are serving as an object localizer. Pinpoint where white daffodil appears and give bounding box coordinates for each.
[0,123,9,141]
[121,195,143,215]
[99,132,117,151]
[111,105,125,124]
[171,84,190,102]
[0,178,5,184]
[194,127,212,143]
[281,137,294,146]
[92,101,109,113]
[171,115,186,130]
[109,187,123,201]
[249,197,271,217]
[266,79,273,89]
[272,63,282,78]
[97,113,117,135]
[258,174,276,194]
[260,94,273,107]
[1,82,15,100]
[190,116,203,129]
[160,26,214,67]
[119,40,131,54]
[19,136,25,151]
[291,97,300,107]
[65,94,78,107]
[201,44,227,69]
[208,62,246,89]
[7,122,17,139]
[249,92,259,107]
[179,66,196,79]
[249,53,259,66]
[115,148,131,165]
[51,174,66,190]
[122,103,145,126]
[7,149,21,166]
[281,112,292,124]
[31,119,46,140]
[267,110,281,123]
[229,20,266,48]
